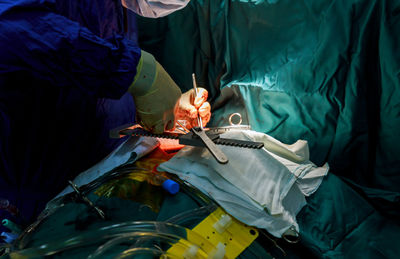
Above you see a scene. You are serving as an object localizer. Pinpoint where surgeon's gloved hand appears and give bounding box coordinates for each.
[176,88,211,129]
[128,50,181,134]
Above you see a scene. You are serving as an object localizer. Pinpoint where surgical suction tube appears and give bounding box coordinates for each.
[86,205,219,258]
[17,163,218,251]
[16,166,153,249]
[88,232,209,259]
[80,166,147,196]
[10,221,217,258]
[114,247,181,259]
[87,205,220,258]
[166,204,218,225]
[170,176,216,206]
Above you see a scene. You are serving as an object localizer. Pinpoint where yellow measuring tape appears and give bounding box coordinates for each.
[167,207,259,258]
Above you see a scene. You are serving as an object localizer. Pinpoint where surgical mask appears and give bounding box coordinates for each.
[121,0,190,18]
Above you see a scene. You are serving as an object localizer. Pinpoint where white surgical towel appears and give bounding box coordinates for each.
[159,129,328,237]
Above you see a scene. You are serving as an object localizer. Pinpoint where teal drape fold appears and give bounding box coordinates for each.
[137,0,400,193]
[137,2,400,256]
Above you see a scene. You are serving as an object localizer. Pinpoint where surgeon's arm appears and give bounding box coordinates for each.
[0,3,140,99]
[128,50,211,133]
[0,3,210,133]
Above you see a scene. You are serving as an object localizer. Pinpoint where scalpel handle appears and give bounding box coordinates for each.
[191,127,229,164]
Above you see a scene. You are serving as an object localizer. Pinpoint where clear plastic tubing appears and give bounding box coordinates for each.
[10,221,215,258]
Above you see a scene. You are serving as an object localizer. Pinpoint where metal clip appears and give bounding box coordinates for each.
[68,181,105,220]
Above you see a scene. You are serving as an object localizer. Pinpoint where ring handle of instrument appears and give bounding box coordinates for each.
[229,113,242,126]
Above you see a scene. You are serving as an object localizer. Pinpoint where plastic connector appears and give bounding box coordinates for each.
[208,242,226,259]
[183,244,199,259]
[2,219,21,234]
[1,231,19,243]
[213,214,232,234]
[161,179,180,195]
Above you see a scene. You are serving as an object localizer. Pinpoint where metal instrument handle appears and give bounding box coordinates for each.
[191,127,229,164]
